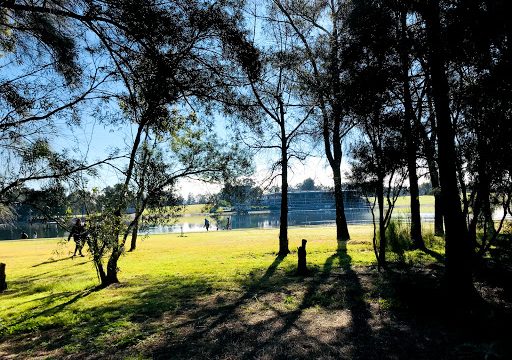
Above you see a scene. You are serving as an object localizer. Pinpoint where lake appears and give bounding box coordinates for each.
[3,207,507,240]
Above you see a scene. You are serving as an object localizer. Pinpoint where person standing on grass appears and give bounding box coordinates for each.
[68,219,85,257]
[204,218,210,231]
[226,216,230,230]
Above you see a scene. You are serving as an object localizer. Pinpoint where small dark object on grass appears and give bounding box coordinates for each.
[0,263,7,292]
[297,239,308,276]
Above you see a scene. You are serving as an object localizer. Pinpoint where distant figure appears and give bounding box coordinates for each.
[33,232,37,239]
[68,219,85,257]
[226,217,231,230]
[204,218,210,231]
[20,232,28,239]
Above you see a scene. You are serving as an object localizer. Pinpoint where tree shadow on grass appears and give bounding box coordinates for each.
[150,245,375,360]
[1,275,217,358]
[4,247,511,359]
[150,254,297,358]
[5,259,91,297]
[31,256,73,268]
[8,286,102,328]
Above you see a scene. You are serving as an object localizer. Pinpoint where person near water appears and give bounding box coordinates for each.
[68,219,85,257]
[204,218,210,231]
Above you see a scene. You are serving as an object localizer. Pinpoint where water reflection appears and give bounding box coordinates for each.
[144,208,374,235]
[5,207,507,239]
[0,222,65,240]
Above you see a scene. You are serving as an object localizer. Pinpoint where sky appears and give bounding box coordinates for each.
[56,112,350,197]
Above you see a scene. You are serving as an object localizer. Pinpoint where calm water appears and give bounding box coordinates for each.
[0,222,66,241]
[144,208,374,235]
[5,207,507,239]
[0,209,373,240]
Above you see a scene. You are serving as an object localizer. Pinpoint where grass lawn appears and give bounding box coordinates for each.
[394,195,435,207]
[0,225,510,359]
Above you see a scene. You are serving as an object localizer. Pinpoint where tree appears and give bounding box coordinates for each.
[421,0,474,297]
[297,178,317,191]
[73,1,260,286]
[345,0,428,249]
[343,2,407,266]
[218,178,262,213]
[273,0,354,245]
[127,112,252,252]
[234,5,313,255]
[350,130,407,269]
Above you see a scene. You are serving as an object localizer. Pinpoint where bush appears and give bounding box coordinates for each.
[386,219,411,263]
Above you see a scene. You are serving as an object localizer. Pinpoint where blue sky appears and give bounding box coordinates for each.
[54,111,348,197]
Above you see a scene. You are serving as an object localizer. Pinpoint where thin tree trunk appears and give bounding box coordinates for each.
[425,0,473,296]
[377,173,386,270]
[399,10,424,249]
[421,126,444,236]
[97,262,107,286]
[279,159,290,256]
[278,104,290,256]
[471,132,494,253]
[330,19,350,244]
[420,100,444,236]
[129,220,139,252]
[333,167,350,245]
[432,171,444,236]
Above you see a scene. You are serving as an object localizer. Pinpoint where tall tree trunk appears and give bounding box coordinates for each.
[333,167,350,245]
[377,173,387,269]
[424,0,473,296]
[420,112,444,236]
[431,169,444,236]
[399,10,424,249]
[330,17,350,244]
[278,104,290,256]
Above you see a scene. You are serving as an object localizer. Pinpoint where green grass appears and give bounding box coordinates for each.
[0,225,446,358]
[182,204,208,214]
[394,195,435,207]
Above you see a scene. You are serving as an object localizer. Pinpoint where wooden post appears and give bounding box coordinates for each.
[0,263,6,292]
[297,239,308,276]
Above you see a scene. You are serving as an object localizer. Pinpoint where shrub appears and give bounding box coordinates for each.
[386,219,411,263]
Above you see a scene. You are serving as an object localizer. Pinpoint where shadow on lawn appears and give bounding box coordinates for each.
[150,245,376,359]
[31,256,73,268]
[4,247,512,359]
[152,245,512,359]
[1,275,216,357]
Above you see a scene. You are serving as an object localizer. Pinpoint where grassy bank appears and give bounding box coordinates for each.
[0,225,509,359]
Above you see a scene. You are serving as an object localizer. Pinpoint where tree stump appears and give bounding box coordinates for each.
[0,263,6,292]
[297,239,308,276]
